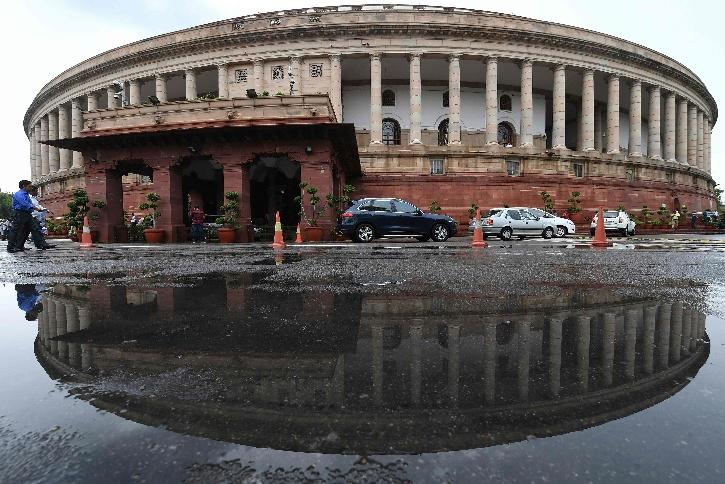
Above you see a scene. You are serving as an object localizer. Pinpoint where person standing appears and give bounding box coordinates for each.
[6,180,53,252]
[15,185,55,251]
[670,210,680,230]
[691,212,698,229]
[189,205,206,243]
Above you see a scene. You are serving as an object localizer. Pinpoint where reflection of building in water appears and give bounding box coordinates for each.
[36,282,709,454]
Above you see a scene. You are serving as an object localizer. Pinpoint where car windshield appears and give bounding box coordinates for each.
[604,211,620,218]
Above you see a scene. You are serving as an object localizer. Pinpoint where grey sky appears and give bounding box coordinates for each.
[3,0,721,194]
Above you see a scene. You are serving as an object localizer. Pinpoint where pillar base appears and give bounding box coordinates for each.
[650,155,663,161]
[606,150,620,155]
[409,139,423,145]
[370,140,383,145]
[553,144,568,150]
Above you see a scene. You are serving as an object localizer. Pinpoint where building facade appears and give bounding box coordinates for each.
[25,5,718,240]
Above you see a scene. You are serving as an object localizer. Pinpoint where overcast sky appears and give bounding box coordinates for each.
[2,0,722,193]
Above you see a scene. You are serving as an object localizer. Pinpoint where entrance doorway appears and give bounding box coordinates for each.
[249,155,301,237]
[181,157,223,224]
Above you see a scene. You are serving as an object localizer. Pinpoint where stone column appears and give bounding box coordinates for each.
[47,110,59,173]
[217,64,229,98]
[33,124,42,179]
[681,309,692,356]
[185,69,197,100]
[289,57,301,94]
[448,324,461,406]
[371,325,383,406]
[47,298,57,355]
[87,91,97,111]
[155,74,168,102]
[410,323,422,406]
[705,118,711,173]
[577,316,591,392]
[483,322,496,404]
[329,54,342,121]
[624,309,638,380]
[548,318,562,397]
[643,306,656,375]
[664,92,676,161]
[670,302,683,363]
[57,104,70,171]
[677,99,689,165]
[78,307,91,331]
[129,79,141,105]
[552,65,567,149]
[594,106,603,152]
[581,69,595,151]
[688,103,697,166]
[602,313,616,386]
[253,59,264,95]
[485,57,498,145]
[657,303,672,370]
[106,85,118,109]
[40,115,49,175]
[369,53,383,145]
[516,321,530,401]
[697,110,704,169]
[409,53,423,144]
[447,54,461,145]
[629,80,642,157]
[71,98,83,168]
[81,344,93,371]
[28,130,36,181]
[55,300,68,361]
[519,59,534,147]
[65,303,80,334]
[648,86,662,159]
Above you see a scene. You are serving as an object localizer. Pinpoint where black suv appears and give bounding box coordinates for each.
[337,198,458,243]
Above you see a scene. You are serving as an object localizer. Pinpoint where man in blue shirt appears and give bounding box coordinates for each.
[15,284,43,321]
[6,180,54,253]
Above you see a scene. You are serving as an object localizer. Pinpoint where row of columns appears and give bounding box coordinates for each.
[36,296,92,371]
[370,303,706,406]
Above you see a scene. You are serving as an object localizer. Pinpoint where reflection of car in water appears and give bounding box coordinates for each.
[36,281,709,455]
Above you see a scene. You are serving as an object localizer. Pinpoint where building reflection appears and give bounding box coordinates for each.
[35,281,710,454]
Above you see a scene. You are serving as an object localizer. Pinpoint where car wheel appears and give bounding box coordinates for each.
[354,224,375,243]
[556,226,567,238]
[629,227,636,236]
[431,224,450,242]
[500,227,513,241]
[542,227,554,239]
[416,235,430,242]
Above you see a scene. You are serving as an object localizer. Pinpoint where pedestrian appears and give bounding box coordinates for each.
[15,284,44,321]
[15,185,55,251]
[130,213,138,227]
[691,212,697,229]
[0,219,8,240]
[189,205,206,243]
[6,180,54,253]
[671,210,680,230]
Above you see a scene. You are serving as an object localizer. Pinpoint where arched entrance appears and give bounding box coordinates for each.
[437,119,449,146]
[249,155,301,233]
[498,122,515,146]
[181,157,224,225]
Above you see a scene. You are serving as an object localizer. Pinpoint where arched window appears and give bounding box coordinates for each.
[499,94,512,111]
[382,118,401,145]
[497,122,514,146]
[382,89,396,107]
[442,90,449,108]
[438,118,449,146]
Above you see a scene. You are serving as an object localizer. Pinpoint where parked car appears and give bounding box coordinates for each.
[337,198,458,243]
[517,207,576,238]
[473,207,557,240]
[702,210,720,224]
[590,210,636,236]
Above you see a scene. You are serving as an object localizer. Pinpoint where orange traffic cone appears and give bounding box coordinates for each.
[472,208,488,248]
[79,216,93,248]
[294,223,303,244]
[272,211,286,249]
[591,206,612,248]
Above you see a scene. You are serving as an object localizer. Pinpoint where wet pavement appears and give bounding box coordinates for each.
[2,236,725,482]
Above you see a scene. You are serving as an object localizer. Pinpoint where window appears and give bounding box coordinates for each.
[430,159,444,175]
[499,94,512,111]
[507,209,522,220]
[234,69,248,83]
[382,89,396,107]
[442,90,449,108]
[437,119,449,146]
[572,163,584,178]
[391,200,419,213]
[382,118,401,145]
[506,159,520,176]
[309,64,323,78]
[497,122,514,146]
[272,66,284,80]
[362,200,393,212]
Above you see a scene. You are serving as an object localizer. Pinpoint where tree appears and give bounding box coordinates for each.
[0,192,11,220]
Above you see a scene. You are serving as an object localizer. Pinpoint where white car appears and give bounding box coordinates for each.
[590,210,636,237]
[515,207,576,238]
[476,208,557,240]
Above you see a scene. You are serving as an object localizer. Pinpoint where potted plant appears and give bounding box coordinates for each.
[64,188,91,241]
[295,182,327,241]
[216,191,241,243]
[640,205,652,228]
[138,192,164,243]
[326,184,356,240]
[88,200,106,242]
[540,191,554,213]
[566,191,584,223]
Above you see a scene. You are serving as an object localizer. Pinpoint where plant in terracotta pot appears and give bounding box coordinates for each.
[566,191,583,223]
[540,191,554,213]
[640,205,652,228]
[326,184,356,240]
[63,188,91,241]
[88,200,106,242]
[295,182,327,241]
[138,192,164,243]
[216,191,241,243]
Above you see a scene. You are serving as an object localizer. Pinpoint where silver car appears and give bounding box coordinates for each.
[515,207,576,238]
[475,208,557,240]
[590,210,636,237]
